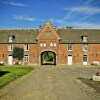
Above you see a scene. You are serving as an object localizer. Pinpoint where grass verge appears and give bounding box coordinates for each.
[0,66,34,89]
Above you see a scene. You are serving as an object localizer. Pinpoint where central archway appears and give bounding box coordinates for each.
[41,51,56,65]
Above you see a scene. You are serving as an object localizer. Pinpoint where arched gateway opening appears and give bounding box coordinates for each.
[41,51,56,65]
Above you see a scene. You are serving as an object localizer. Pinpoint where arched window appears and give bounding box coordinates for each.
[44,41,46,47]
[40,42,43,47]
[54,42,56,47]
[50,42,53,47]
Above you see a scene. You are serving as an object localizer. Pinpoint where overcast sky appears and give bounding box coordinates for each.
[0,0,100,29]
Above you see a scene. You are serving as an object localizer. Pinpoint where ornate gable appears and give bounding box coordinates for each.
[37,21,60,40]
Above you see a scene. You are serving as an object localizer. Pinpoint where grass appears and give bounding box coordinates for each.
[0,66,34,89]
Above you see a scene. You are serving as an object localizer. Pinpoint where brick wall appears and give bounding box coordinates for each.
[59,43,100,65]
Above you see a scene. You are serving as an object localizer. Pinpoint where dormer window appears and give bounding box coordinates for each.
[82,35,88,42]
[8,35,14,42]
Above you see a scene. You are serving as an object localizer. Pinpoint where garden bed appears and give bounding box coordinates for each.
[78,77,100,93]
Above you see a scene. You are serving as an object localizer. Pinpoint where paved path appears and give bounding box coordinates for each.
[0,66,98,100]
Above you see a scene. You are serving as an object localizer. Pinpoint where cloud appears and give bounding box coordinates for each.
[50,18,100,29]
[62,0,100,22]
[14,15,35,21]
[83,0,98,6]
[69,21,100,29]
[65,6,100,15]
[63,5,100,21]
[0,0,27,7]
[65,6,100,20]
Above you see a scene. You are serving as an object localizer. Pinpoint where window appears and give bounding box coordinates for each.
[83,44,88,51]
[44,42,46,47]
[8,44,13,51]
[50,42,56,47]
[40,41,46,47]
[40,42,43,47]
[54,42,56,47]
[50,42,53,47]
[8,36,13,42]
[83,36,88,42]
[83,55,87,62]
[24,55,29,62]
[68,44,72,51]
[24,44,29,51]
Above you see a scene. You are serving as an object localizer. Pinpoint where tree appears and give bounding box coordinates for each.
[66,26,73,29]
[12,47,24,61]
[42,51,54,62]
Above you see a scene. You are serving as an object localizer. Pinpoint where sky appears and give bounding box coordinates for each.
[0,0,100,29]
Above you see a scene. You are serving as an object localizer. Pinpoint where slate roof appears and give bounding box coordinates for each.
[0,29,100,43]
[0,29,39,43]
[57,29,100,43]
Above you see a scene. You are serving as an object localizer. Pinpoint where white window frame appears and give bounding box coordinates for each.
[83,36,88,42]
[40,42,43,47]
[68,44,73,51]
[83,44,88,51]
[8,44,13,51]
[54,42,56,47]
[8,36,13,42]
[24,55,29,62]
[24,44,29,51]
[40,41,46,47]
[43,42,46,47]
[50,42,53,47]
[83,55,87,62]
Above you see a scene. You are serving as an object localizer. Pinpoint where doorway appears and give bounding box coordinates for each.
[68,55,72,65]
[41,51,56,65]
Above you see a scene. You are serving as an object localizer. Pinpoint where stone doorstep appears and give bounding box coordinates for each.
[93,75,100,81]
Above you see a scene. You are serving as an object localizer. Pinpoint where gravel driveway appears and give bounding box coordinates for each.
[0,66,99,100]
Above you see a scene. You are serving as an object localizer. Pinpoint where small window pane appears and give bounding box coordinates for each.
[24,55,29,62]
[83,44,88,51]
[50,42,53,47]
[54,42,56,47]
[44,42,46,47]
[40,42,43,47]
[68,44,72,51]
[8,44,13,51]
[83,55,87,62]
[24,44,29,51]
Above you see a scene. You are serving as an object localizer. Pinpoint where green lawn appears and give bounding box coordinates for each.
[0,66,34,89]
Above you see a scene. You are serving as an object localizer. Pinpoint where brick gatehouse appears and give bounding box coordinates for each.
[0,21,100,65]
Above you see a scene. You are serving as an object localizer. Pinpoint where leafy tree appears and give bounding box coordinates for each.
[66,26,73,29]
[12,47,24,61]
[42,51,55,62]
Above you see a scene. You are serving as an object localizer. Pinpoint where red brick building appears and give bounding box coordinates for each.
[0,21,100,65]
